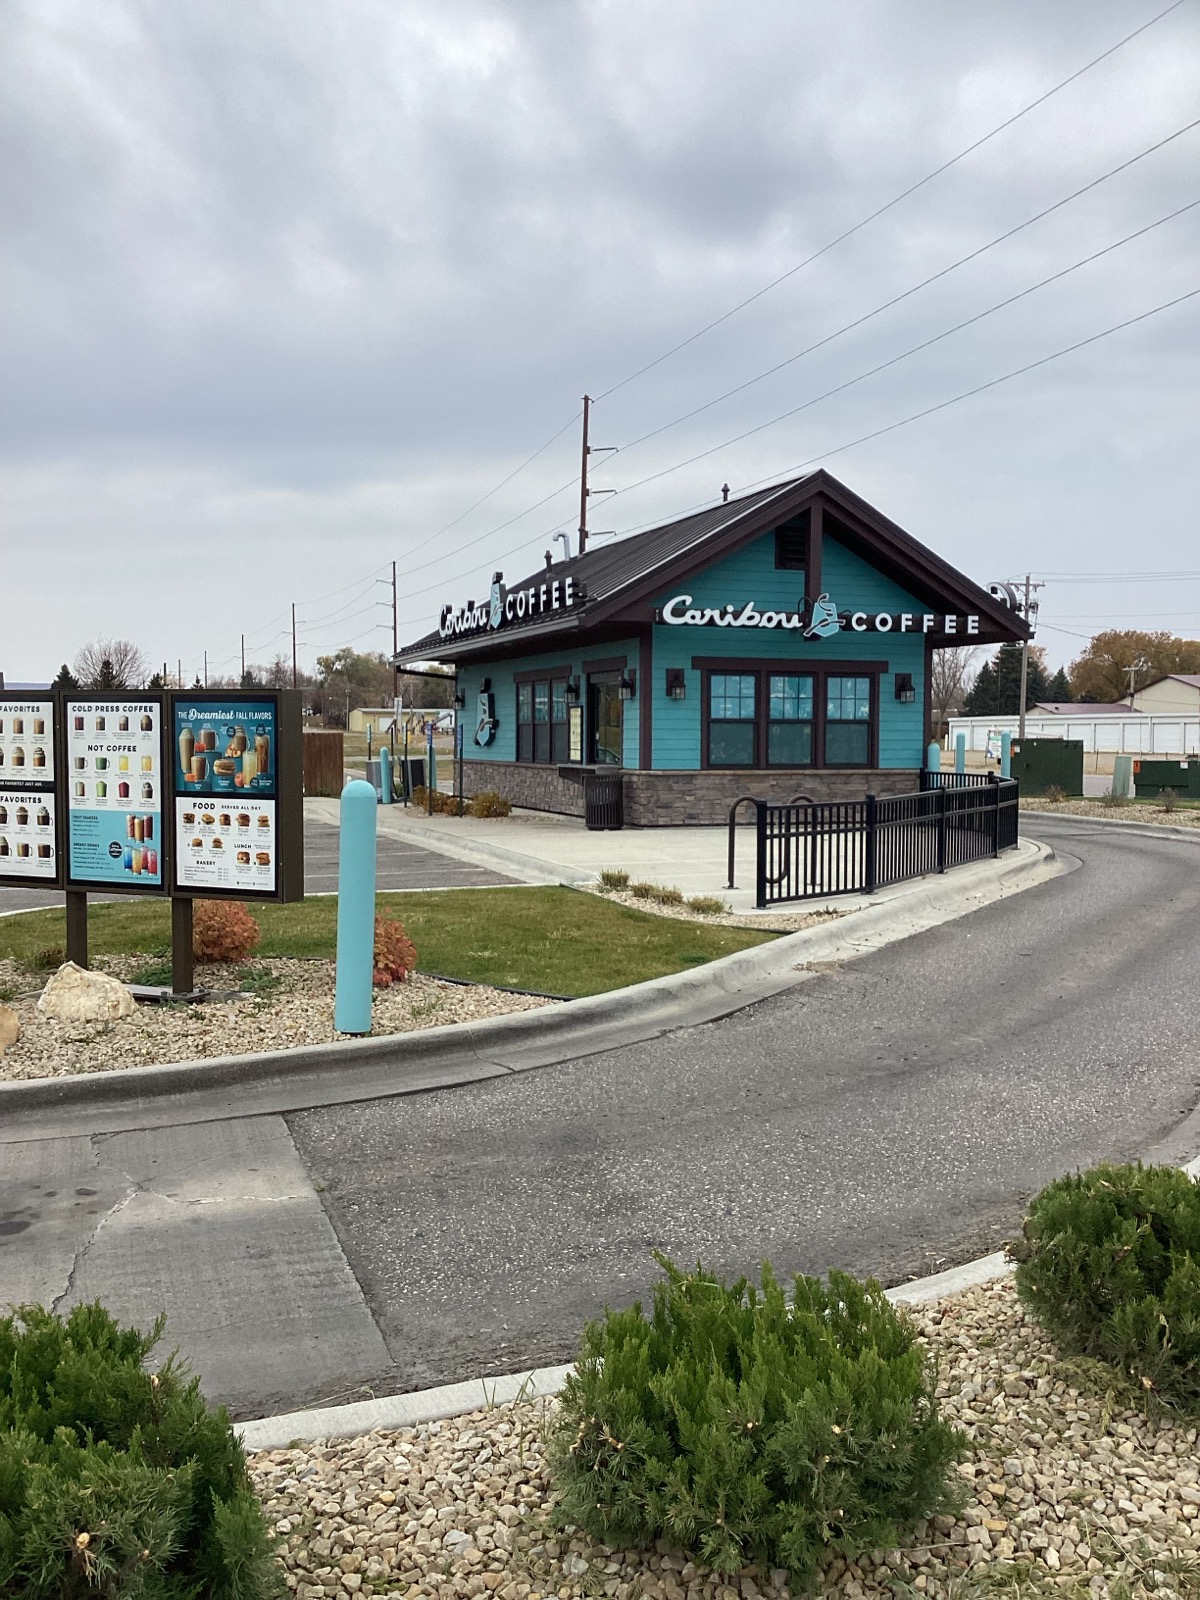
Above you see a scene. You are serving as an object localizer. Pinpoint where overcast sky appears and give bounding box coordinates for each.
[2,0,1197,682]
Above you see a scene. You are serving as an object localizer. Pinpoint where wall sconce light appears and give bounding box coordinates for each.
[618,669,637,701]
[665,668,687,700]
[565,676,581,704]
[894,672,916,704]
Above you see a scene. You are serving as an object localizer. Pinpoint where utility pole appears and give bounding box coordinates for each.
[291,603,298,690]
[577,394,616,555]
[177,659,182,690]
[203,650,208,689]
[578,394,591,555]
[1017,574,1044,740]
[392,559,399,708]
[240,633,246,683]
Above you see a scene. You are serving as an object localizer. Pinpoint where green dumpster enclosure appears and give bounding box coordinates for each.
[1133,758,1200,800]
[1009,737,1084,797]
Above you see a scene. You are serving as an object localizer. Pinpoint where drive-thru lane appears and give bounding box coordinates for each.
[288,816,1200,1401]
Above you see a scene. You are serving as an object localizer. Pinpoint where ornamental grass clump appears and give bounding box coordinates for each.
[547,1257,965,1587]
[0,1300,283,1599]
[1010,1161,1200,1410]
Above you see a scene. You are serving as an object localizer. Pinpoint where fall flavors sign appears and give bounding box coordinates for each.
[173,699,277,894]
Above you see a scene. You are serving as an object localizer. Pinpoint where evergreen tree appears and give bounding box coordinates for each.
[147,671,166,689]
[1045,667,1072,704]
[95,657,118,691]
[962,660,998,716]
[50,663,79,693]
[962,646,1051,715]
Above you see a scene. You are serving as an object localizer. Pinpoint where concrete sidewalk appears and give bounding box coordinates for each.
[307,796,882,913]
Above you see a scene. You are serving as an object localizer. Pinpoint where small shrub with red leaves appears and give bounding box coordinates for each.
[191,899,261,964]
[373,914,418,987]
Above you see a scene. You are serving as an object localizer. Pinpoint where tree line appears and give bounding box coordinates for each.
[43,639,452,725]
[949,629,1200,720]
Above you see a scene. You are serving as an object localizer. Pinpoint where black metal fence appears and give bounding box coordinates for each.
[755,774,1019,906]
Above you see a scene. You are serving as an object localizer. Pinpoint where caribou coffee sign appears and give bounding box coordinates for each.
[657,591,980,637]
[440,571,582,641]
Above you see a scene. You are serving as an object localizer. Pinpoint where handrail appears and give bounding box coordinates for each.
[727,791,815,889]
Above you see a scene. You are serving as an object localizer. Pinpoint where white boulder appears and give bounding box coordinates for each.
[37,962,135,1023]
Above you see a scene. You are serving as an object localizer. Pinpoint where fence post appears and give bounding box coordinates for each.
[755,802,768,909]
[864,793,878,894]
[989,773,1000,857]
[936,784,947,873]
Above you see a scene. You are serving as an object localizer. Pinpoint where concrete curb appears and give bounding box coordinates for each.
[240,1153,1200,1452]
[235,1254,1017,1451]
[1020,810,1200,845]
[0,841,1064,1137]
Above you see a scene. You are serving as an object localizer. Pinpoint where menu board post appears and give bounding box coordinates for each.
[0,692,63,890]
[65,890,89,968]
[171,897,195,997]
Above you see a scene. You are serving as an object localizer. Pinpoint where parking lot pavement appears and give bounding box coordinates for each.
[0,817,516,921]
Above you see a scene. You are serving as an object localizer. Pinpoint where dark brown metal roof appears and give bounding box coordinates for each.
[395,470,1028,664]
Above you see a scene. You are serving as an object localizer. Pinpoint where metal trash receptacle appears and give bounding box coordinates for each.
[364,759,383,800]
[583,771,624,830]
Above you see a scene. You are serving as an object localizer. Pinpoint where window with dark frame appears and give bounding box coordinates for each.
[708,673,757,766]
[703,666,877,769]
[825,675,872,765]
[517,676,569,764]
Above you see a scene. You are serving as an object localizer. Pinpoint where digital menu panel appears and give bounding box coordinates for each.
[65,698,163,888]
[172,698,277,894]
[0,698,59,883]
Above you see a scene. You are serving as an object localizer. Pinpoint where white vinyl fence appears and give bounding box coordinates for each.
[948,713,1200,760]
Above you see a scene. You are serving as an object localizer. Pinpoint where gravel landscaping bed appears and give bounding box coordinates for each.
[1022,799,1200,828]
[250,1276,1200,1600]
[583,889,849,934]
[0,956,553,1081]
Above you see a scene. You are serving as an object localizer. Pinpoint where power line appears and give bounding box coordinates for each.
[593,0,1190,402]
[600,123,1200,467]
[601,198,1200,502]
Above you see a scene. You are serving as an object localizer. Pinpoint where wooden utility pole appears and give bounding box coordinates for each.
[578,394,591,555]
[240,633,246,683]
[203,650,208,688]
[291,603,298,690]
[1017,574,1043,740]
[392,559,399,707]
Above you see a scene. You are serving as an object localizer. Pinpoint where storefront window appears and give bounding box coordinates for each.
[767,674,813,765]
[708,673,757,766]
[517,676,569,764]
[826,675,872,765]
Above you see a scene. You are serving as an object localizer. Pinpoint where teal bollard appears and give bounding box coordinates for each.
[379,745,393,805]
[955,733,966,773]
[926,740,941,771]
[1000,731,1012,778]
[335,779,377,1036]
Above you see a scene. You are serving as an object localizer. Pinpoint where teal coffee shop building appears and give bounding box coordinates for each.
[394,471,1028,826]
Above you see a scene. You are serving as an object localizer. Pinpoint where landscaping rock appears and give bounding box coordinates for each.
[0,1003,18,1054]
[36,961,135,1023]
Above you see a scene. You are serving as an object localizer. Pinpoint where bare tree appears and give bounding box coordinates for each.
[929,646,981,741]
[72,637,150,690]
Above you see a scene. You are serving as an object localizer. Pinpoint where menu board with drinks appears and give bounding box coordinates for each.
[0,697,59,884]
[64,698,164,889]
[172,698,278,894]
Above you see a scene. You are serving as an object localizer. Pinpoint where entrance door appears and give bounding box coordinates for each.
[588,674,623,766]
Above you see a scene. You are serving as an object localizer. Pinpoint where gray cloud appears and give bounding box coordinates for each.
[1,0,1197,678]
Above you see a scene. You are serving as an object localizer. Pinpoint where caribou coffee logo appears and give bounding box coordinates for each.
[439,571,581,640]
[658,591,981,636]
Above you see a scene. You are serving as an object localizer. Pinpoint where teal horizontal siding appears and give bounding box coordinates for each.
[651,530,927,770]
[457,637,641,767]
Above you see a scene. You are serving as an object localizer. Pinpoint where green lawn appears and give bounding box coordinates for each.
[0,888,775,998]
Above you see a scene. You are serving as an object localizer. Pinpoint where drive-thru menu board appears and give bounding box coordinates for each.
[0,697,59,884]
[172,697,278,894]
[65,697,164,889]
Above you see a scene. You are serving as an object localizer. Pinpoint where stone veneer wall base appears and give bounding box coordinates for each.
[459,761,920,826]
